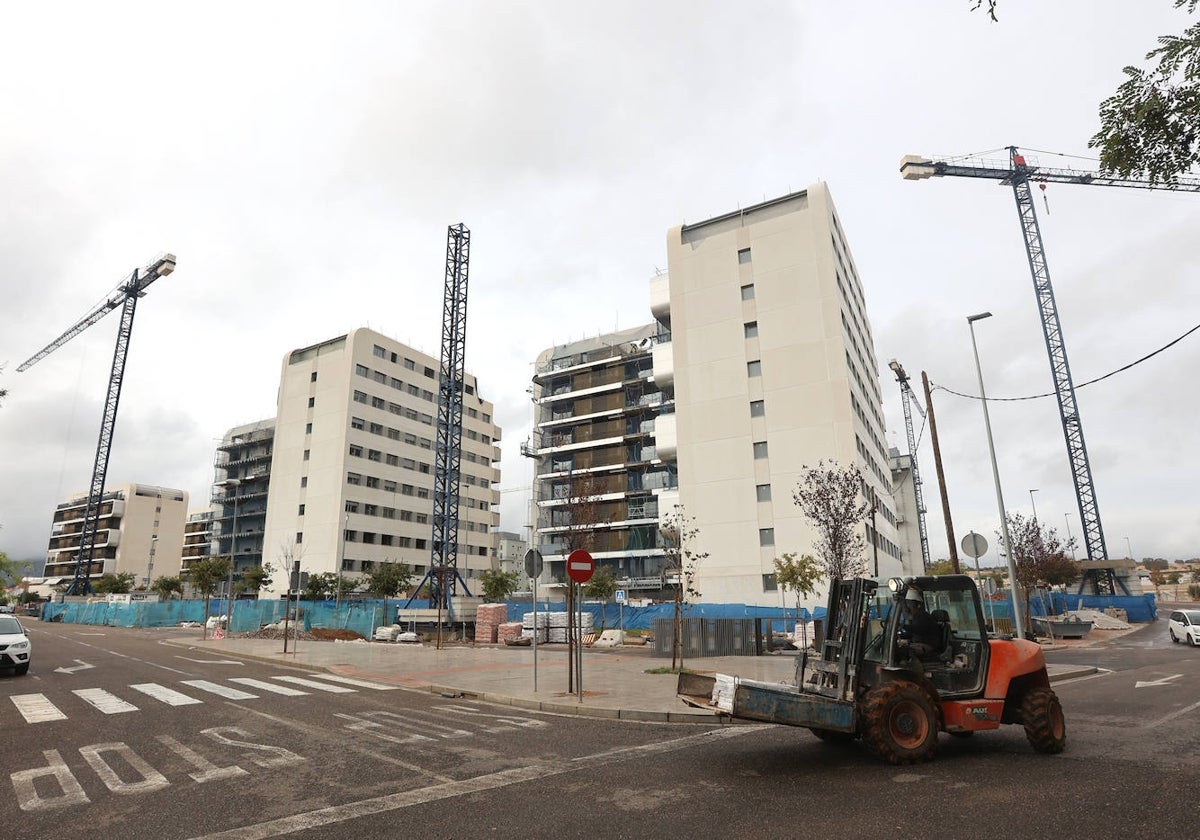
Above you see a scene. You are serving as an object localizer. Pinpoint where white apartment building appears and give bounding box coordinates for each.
[529,324,672,590]
[44,483,188,587]
[888,448,927,572]
[260,328,501,597]
[655,183,903,606]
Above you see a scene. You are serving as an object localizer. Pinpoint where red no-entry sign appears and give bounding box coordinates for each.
[566,549,595,583]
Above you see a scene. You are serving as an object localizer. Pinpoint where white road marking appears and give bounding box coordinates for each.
[11,694,68,723]
[11,749,90,811]
[72,688,139,715]
[182,680,259,700]
[311,673,398,690]
[80,742,170,794]
[54,659,95,675]
[1134,673,1183,689]
[131,683,204,706]
[229,678,308,697]
[188,726,765,840]
[1145,699,1200,729]
[176,657,246,666]
[272,676,356,693]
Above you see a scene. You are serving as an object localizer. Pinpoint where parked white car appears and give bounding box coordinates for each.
[0,615,32,675]
[1168,609,1200,646]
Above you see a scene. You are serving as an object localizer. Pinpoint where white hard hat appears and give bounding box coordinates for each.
[905,588,923,603]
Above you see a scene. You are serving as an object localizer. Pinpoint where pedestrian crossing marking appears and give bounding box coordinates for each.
[272,675,356,693]
[313,674,398,690]
[228,678,308,697]
[130,683,203,706]
[180,680,258,700]
[72,688,139,715]
[11,694,68,724]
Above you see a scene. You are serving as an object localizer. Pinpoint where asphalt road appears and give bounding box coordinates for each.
[3,618,1197,839]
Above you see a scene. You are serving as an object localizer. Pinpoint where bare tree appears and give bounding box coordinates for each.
[556,470,606,692]
[659,504,707,671]
[1002,512,1080,619]
[793,460,871,581]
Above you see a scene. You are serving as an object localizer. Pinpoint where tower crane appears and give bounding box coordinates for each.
[902,147,1200,593]
[408,224,472,615]
[19,253,178,595]
[887,359,930,571]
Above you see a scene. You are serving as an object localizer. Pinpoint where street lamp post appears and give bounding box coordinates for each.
[967,312,1026,641]
[336,511,349,609]
[1029,489,1039,523]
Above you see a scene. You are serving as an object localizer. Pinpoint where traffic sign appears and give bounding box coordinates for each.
[615,589,627,605]
[566,549,595,583]
[523,548,543,579]
[961,531,989,559]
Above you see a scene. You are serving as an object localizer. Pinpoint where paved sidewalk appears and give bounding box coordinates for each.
[162,633,1098,723]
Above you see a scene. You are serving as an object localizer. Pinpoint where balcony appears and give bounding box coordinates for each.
[652,340,673,389]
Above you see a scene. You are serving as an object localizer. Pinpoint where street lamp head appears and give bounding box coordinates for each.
[967,312,994,324]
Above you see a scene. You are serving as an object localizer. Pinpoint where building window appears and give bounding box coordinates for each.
[300,477,307,488]
[364,504,378,516]
[401,510,413,522]
[374,345,386,359]
[354,390,368,404]
[762,573,778,592]
[310,371,318,382]
[349,445,363,457]
[747,361,762,377]
[424,366,435,379]
[404,358,416,371]
[744,321,758,338]
[738,248,752,264]
[344,530,358,542]
[351,417,365,430]
[759,528,775,546]
[366,476,380,489]
[753,441,769,459]
[415,539,427,550]
[305,422,312,434]
[756,484,771,502]
[342,558,355,571]
[740,284,754,301]
[303,449,310,461]
[750,400,765,417]
[368,449,382,462]
[347,473,362,485]
[296,532,303,544]
[298,504,305,515]
[356,364,370,377]
[345,501,359,513]
[307,397,315,408]
[381,535,393,547]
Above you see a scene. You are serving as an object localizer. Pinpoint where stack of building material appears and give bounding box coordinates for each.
[497,621,524,643]
[547,611,569,643]
[522,612,549,643]
[474,603,508,643]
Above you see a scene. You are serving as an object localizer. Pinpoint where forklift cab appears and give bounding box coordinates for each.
[865,575,990,698]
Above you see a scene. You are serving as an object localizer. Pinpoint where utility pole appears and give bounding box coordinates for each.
[921,371,959,573]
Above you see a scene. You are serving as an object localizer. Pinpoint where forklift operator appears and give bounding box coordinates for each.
[898,588,941,658]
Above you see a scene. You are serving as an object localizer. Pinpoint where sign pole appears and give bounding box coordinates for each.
[524,549,544,694]
[565,550,595,704]
[532,573,538,693]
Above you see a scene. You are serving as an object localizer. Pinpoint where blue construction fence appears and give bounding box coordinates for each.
[36,591,1159,635]
[39,599,410,638]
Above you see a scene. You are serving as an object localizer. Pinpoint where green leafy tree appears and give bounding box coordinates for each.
[0,551,30,588]
[302,572,335,601]
[583,566,618,633]
[793,460,871,581]
[92,572,136,594]
[239,563,275,597]
[927,559,956,576]
[974,0,1200,183]
[186,557,231,636]
[151,576,183,601]
[363,560,416,626]
[479,568,519,603]
[660,505,708,671]
[774,552,824,649]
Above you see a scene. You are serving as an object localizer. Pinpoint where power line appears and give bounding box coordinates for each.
[932,320,1200,402]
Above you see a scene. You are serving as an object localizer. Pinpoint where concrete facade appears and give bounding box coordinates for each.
[44,483,188,587]
[259,328,501,598]
[658,183,902,607]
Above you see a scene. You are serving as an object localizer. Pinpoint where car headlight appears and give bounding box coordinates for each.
[10,641,29,651]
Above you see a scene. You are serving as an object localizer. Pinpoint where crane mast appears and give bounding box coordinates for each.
[888,360,930,571]
[412,223,472,615]
[902,147,1200,594]
[19,254,177,595]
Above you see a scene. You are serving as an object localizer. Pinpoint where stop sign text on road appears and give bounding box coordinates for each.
[566,549,595,583]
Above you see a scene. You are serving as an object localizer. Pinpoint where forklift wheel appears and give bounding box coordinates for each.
[862,681,938,765]
[1021,687,1066,754]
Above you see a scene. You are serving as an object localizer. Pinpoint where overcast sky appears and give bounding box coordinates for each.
[2,1,1197,572]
